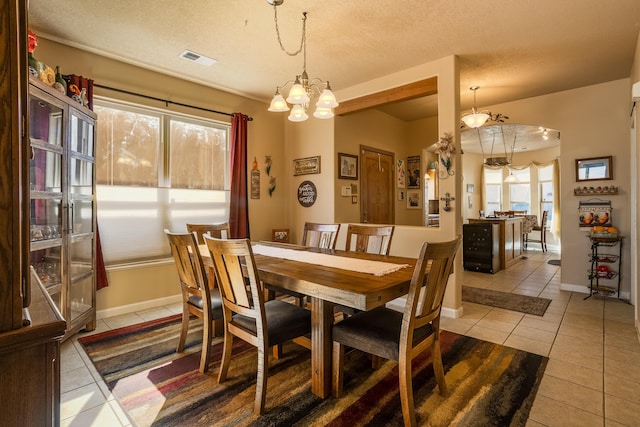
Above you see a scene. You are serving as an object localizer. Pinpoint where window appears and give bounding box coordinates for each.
[484,168,503,214]
[94,99,230,264]
[539,164,554,225]
[509,168,530,212]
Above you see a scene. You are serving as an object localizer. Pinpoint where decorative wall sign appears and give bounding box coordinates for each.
[407,155,421,189]
[297,180,317,207]
[294,156,321,176]
[250,157,260,199]
[578,200,611,229]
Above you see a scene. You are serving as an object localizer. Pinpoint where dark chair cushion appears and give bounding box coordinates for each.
[187,289,223,319]
[231,300,311,346]
[332,307,433,361]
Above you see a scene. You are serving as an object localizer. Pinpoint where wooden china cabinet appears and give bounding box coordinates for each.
[0,1,67,426]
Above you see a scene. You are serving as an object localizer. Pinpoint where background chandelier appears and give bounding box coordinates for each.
[267,0,338,122]
[461,86,490,128]
[477,125,518,167]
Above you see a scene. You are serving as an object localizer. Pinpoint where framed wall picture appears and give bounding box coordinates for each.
[407,190,422,209]
[272,228,290,243]
[293,156,321,176]
[397,159,406,188]
[575,156,613,182]
[338,153,358,179]
[407,155,421,189]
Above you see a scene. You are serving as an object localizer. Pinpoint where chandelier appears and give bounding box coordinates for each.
[460,86,510,129]
[267,0,338,122]
[477,124,518,167]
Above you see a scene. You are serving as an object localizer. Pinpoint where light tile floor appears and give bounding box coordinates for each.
[60,248,640,426]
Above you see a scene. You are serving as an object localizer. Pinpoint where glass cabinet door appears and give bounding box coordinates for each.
[29,92,65,311]
[68,109,96,321]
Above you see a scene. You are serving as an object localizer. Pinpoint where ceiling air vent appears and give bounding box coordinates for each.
[179,50,217,66]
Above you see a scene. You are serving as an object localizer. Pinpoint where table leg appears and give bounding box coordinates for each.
[310,296,334,398]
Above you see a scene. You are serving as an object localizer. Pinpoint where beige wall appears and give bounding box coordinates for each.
[480,80,631,296]
[35,38,288,316]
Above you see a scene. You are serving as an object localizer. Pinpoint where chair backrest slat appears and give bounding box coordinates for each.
[345,224,395,255]
[165,230,210,302]
[205,237,265,324]
[402,237,461,339]
[540,210,549,227]
[187,223,230,244]
[302,222,340,249]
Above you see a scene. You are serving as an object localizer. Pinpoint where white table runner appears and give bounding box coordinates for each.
[252,244,410,276]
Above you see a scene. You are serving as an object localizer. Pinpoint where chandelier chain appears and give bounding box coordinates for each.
[272,5,307,59]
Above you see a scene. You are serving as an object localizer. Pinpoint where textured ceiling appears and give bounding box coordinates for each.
[28,0,640,123]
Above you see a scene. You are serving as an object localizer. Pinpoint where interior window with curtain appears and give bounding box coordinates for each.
[509,167,531,212]
[483,168,503,214]
[94,99,230,265]
[539,164,554,225]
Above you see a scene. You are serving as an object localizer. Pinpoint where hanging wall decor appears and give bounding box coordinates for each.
[397,159,406,188]
[407,156,421,189]
[297,180,317,207]
[251,157,260,199]
[434,132,456,179]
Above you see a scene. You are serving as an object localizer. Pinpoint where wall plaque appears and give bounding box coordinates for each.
[297,180,317,207]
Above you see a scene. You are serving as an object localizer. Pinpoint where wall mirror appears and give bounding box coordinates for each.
[575,156,613,182]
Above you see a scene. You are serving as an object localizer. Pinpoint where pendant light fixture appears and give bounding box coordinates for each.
[267,0,338,122]
[461,86,490,128]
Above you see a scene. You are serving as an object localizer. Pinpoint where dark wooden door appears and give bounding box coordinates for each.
[360,147,394,224]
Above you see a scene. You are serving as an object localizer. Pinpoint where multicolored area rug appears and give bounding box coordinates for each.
[462,286,552,316]
[79,315,547,426]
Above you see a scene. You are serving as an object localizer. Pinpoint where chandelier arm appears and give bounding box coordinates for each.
[272,6,306,57]
[476,128,487,158]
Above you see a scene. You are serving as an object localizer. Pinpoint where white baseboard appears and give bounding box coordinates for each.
[441,305,463,319]
[97,294,182,319]
[560,283,590,294]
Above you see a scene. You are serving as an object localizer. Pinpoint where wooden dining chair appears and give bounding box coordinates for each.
[186,222,230,244]
[525,210,549,252]
[345,224,395,255]
[301,222,341,249]
[331,236,461,427]
[204,236,311,415]
[187,222,230,289]
[165,230,223,374]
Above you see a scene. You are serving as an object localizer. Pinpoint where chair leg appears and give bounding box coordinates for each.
[217,329,233,383]
[398,357,416,427]
[332,342,345,397]
[177,308,189,352]
[432,339,448,396]
[199,314,213,374]
[254,345,269,415]
[272,344,283,360]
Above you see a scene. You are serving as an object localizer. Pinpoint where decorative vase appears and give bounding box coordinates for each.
[28,52,40,78]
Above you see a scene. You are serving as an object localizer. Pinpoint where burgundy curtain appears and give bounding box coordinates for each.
[229,113,250,238]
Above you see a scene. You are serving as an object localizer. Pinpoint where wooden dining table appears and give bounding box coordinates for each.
[200,241,416,399]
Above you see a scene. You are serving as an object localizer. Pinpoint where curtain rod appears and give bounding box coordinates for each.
[94,83,253,121]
